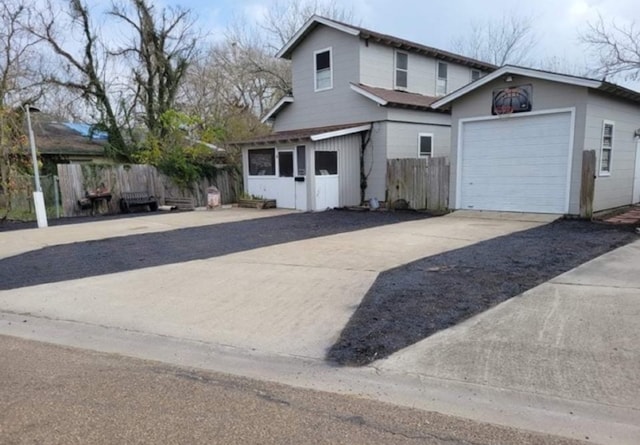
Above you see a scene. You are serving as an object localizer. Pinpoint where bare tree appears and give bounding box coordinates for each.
[0,0,45,220]
[582,15,640,81]
[31,0,129,158]
[452,12,537,66]
[260,0,355,52]
[109,0,200,139]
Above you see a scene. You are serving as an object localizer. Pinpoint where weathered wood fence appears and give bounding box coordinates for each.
[386,157,450,211]
[57,164,240,217]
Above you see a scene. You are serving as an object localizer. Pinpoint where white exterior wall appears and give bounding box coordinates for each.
[449,76,588,215]
[585,90,640,212]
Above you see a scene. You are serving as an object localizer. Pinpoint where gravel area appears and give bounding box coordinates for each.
[0,210,430,290]
[327,220,638,366]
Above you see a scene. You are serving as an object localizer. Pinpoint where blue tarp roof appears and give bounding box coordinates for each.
[62,122,109,140]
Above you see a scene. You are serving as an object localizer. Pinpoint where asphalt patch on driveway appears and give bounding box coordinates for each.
[327,220,637,366]
[0,210,429,290]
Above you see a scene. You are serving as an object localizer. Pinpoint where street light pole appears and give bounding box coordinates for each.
[24,106,47,228]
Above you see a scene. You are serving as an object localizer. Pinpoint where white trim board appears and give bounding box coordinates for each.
[261,96,294,123]
[311,124,372,141]
[276,15,359,59]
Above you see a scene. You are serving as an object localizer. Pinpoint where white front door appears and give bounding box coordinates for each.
[277,150,295,208]
[633,140,640,203]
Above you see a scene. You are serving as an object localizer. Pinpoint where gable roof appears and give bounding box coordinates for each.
[431,65,640,109]
[350,83,439,110]
[277,15,496,71]
[233,122,371,146]
[261,96,294,123]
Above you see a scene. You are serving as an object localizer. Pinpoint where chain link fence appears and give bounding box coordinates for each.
[0,174,62,221]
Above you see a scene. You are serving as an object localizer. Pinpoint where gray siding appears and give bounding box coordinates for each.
[585,90,640,211]
[449,76,589,215]
[274,26,385,131]
[363,122,388,201]
[359,39,488,96]
[386,122,451,159]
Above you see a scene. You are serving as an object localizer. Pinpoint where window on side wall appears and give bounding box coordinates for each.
[418,133,433,158]
[296,145,306,176]
[395,51,408,89]
[600,121,614,175]
[471,69,481,81]
[314,48,332,91]
[248,148,275,176]
[436,62,448,96]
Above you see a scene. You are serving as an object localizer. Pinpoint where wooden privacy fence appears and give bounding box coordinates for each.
[57,164,240,217]
[386,157,450,211]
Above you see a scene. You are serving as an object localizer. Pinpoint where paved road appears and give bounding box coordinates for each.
[0,335,587,445]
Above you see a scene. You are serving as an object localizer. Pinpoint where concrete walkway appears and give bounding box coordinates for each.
[1,210,637,444]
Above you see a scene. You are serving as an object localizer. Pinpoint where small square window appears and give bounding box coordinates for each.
[315,151,337,175]
[418,134,433,157]
[248,148,275,176]
[471,69,481,81]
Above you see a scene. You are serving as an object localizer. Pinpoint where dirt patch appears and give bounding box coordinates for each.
[0,209,429,290]
[327,220,638,366]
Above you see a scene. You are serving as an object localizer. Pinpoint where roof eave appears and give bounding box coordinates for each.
[260,96,294,123]
[431,65,603,109]
[276,15,360,59]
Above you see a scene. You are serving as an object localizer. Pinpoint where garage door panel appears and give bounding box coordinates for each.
[459,112,571,214]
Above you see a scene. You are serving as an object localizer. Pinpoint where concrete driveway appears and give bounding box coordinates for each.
[1,209,638,444]
[0,210,550,359]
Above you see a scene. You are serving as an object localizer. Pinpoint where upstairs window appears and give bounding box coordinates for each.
[471,69,481,81]
[395,51,408,89]
[436,61,448,96]
[418,133,433,157]
[600,121,614,175]
[314,48,332,91]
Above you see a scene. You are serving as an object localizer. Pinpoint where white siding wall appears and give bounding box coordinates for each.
[449,76,588,215]
[314,134,361,207]
[585,91,640,211]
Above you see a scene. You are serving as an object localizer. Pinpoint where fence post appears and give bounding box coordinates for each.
[579,150,596,219]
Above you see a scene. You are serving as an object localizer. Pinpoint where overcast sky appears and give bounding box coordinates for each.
[172,0,639,87]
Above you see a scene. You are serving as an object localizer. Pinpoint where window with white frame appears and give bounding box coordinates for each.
[395,51,408,89]
[248,148,275,176]
[471,69,481,81]
[314,48,332,91]
[418,133,433,157]
[436,62,448,96]
[600,120,614,175]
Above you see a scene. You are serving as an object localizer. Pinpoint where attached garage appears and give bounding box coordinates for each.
[458,110,573,214]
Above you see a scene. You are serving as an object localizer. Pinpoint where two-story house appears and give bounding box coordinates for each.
[239,15,495,211]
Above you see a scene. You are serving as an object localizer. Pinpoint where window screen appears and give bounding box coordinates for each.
[296,145,306,176]
[395,51,408,89]
[419,135,432,157]
[315,151,337,175]
[278,151,293,177]
[315,49,332,90]
[248,148,275,176]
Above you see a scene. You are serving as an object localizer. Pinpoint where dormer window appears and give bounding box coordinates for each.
[314,47,332,91]
[436,61,448,96]
[395,51,408,89]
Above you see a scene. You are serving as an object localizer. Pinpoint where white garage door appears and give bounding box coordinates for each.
[459,112,572,214]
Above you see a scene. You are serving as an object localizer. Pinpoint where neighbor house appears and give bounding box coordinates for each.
[431,65,640,215]
[238,15,495,211]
